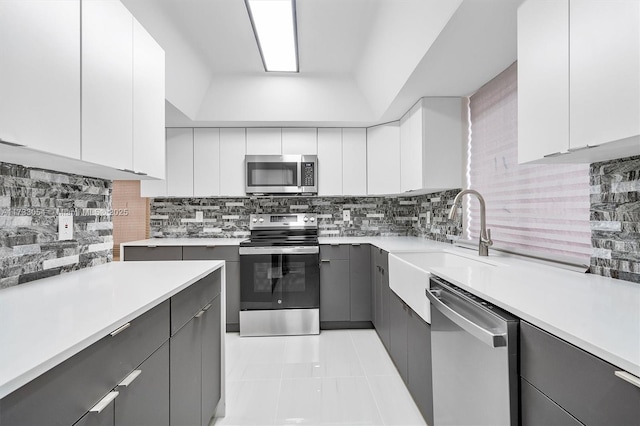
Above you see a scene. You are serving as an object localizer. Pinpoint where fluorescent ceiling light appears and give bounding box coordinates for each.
[246,0,299,72]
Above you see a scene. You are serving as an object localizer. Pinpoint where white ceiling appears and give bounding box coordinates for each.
[122,0,524,127]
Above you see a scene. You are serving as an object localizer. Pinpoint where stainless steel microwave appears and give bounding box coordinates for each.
[245,155,317,195]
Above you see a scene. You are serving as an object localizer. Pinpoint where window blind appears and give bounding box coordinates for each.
[466,63,591,265]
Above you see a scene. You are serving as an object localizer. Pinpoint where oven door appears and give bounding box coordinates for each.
[240,250,320,310]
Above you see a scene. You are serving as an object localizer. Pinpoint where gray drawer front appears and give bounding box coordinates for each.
[520,321,640,425]
[183,246,239,262]
[171,270,222,336]
[0,300,170,426]
[124,246,183,261]
[521,378,582,426]
[320,245,350,260]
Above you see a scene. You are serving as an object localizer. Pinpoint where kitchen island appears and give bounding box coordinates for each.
[0,260,226,426]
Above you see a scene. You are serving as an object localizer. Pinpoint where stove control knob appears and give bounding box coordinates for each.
[310,217,315,222]
[252,218,257,223]
[303,216,309,222]
[258,217,264,223]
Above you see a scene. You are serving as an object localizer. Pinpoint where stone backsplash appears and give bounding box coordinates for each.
[590,155,640,283]
[150,189,463,241]
[0,162,113,289]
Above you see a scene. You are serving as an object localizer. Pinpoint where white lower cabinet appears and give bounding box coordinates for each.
[367,123,401,195]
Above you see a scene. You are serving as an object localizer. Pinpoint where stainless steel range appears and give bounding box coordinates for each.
[239,213,320,336]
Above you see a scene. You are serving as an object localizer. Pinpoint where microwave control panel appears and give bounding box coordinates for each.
[302,162,315,186]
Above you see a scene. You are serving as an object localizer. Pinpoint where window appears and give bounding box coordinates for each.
[466,63,591,265]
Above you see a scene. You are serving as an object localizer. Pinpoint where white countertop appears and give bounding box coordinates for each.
[120,236,640,377]
[0,260,224,399]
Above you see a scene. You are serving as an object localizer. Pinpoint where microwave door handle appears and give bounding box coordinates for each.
[297,160,303,189]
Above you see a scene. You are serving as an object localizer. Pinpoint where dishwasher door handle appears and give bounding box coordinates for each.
[426,288,507,348]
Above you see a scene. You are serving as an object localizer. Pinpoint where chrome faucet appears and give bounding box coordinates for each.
[448,189,493,256]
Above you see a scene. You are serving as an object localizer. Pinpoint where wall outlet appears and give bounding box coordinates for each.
[195,211,204,222]
[426,211,431,224]
[343,210,351,223]
[58,213,73,241]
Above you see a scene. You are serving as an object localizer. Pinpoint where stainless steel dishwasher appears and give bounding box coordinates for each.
[426,276,519,426]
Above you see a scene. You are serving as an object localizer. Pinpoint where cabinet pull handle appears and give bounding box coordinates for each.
[110,322,130,337]
[90,391,119,413]
[330,243,340,246]
[148,245,158,248]
[614,371,640,389]
[195,310,206,318]
[203,303,212,311]
[205,245,216,248]
[321,259,331,263]
[568,144,600,152]
[118,370,142,387]
[351,243,361,246]
[543,152,563,158]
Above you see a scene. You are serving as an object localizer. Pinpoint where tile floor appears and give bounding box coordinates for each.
[215,329,426,426]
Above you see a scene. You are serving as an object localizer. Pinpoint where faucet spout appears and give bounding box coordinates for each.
[448,189,493,256]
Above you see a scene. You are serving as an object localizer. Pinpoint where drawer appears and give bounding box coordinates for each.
[0,300,170,426]
[171,270,222,336]
[520,321,640,425]
[123,246,182,261]
[183,246,239,262]
[320,244,349,260]
[521,378,581,426]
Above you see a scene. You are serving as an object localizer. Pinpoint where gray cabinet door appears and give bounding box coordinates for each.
[407,308,434,426]
[115,341,170,426]
[224,261,241,329]
[389,292,408,382]
[201,295,222,426]
[349,244,371,321]
[171,271,221,336]
[170,317,201,426]
[123,246,182,261]
[74,399,115,426]
[320,259,350,322]
[183,246,240,262]
[320,244,350,260]
[0,301,169,426]
[521,378,581,426]
[378,250,391,350]
[182,246,240,330]
[370,246,378,329]
[520,321,640,425]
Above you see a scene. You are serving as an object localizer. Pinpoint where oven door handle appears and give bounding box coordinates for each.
[239,246,319,255]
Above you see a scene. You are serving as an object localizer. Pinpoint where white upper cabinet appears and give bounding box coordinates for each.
[400,102,423,192]
[219,128,247,196]
[133,19,165,179]
[193,129,220,197]
[422,98,463,191]
[246,128,282,155]
[166,128,194,197]
[569,0,640,150]
[317,128,343,196]
[282,128,317,155]
[518,0,640,163]
[82,0,133,171]
[367,123,400,195]
[342,128,367,196]
[400,98,463,192]
[0,0,81,159]
[517,0,569,163]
